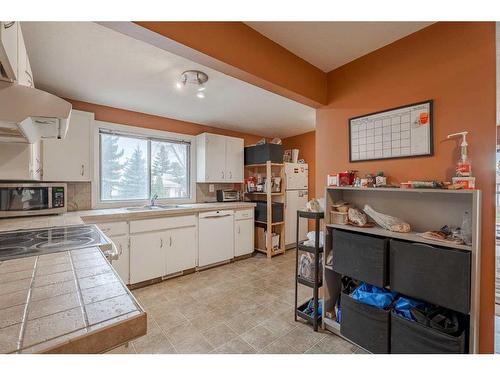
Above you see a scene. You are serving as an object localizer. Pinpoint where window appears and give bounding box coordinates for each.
[99,130,190,202]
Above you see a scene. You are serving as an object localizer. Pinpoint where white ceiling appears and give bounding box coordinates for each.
[246,22,434,72]
[21,22,315,138]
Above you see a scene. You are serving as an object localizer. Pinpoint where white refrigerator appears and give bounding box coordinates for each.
[284,162,309,248]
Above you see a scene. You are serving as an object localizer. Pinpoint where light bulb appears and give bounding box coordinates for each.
[197,85,206,92]
[175,82,182,89]
[196,92,205,99]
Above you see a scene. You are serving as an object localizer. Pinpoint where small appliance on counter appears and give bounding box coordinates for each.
[0,182,67,218]
[216,189,241,202]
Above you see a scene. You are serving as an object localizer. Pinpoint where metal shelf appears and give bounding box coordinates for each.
[297,210,324,219]
[296,300,322,325]
[295,211,323,331]
[297,275,323,289]
[298,241,323,254]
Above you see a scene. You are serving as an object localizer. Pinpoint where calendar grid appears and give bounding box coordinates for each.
[349,100,433,162]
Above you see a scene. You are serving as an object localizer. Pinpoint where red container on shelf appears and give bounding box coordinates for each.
[338,171,356,186]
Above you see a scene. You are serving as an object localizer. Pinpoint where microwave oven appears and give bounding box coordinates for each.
[0,183,67,218]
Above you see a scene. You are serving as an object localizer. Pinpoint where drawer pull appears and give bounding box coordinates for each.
[4,22,15,29]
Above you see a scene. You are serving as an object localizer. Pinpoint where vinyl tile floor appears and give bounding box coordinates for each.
[107,250,363,354]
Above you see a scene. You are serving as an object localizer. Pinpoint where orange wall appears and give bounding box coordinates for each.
[133,22,327,107]
[68,99,264,145]
[282,131,316,199]
[316,22,496,353]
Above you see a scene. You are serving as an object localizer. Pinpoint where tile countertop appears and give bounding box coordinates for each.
[0,247,146,353]
[0,201,256,353]
[0,202,257,231]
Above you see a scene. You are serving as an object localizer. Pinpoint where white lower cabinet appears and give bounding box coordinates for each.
[235,218,254,257]
[109,234,130,284]
[165,226,196,275]
[130,231,165,284]
[129,215,197,284]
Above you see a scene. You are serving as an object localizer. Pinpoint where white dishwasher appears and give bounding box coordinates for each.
[198,210,234,267]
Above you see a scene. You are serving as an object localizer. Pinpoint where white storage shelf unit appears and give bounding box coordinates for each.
[323,186,481,353]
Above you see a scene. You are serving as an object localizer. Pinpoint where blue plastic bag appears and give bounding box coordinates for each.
[303,298,323,317]
[393,296,425,321]
[350,282,397,309]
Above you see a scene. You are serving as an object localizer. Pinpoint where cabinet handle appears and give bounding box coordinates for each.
[4,22,15,29]
[238,225,240,234]
[160,238,163,248]
[221,171,224,179]
[229,171,232,179]
[169,236,172,247]
[118,243,123,256]
[80,164,85,176]
[25,71,33,87]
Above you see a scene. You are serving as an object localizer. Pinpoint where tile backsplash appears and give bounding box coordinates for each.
[196,183,242,203]
[67,182,91,211]
[65,182,243,210]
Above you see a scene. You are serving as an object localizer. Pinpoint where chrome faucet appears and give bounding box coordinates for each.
[150,193,159,206]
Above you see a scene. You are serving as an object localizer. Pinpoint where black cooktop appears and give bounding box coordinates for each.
[0,224,110,261]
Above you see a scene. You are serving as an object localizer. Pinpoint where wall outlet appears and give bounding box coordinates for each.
[209,184,215,193]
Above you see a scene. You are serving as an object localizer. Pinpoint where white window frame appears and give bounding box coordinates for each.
[92,120,196,209]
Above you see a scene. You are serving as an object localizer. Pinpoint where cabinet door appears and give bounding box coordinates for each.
[204,134,226,182]
[16,25,31,87]
[0,21,18,81]
[110,235,130,284]
[0,142,39,180]
[234,219,254,257]
[129,232,165,284]
[30,141,42,180]
[225,137,244,182]
[42,110,93,181]
[165,226,196,275]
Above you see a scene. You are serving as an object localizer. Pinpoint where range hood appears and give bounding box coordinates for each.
[0,84,72,143]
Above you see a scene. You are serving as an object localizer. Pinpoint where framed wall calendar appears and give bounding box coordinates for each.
[349,100,433,162]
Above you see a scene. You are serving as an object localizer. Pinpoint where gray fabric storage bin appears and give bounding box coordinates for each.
[244,143,284,165]
[332,229,389,287]
[389,240,471,314]
[340,292,390,354]
[390,312,466,354]
[253,201,284,223]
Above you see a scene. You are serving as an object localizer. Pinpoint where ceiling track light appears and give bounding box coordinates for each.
[176,70,209,98]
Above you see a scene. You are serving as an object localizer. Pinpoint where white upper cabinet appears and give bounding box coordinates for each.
[0,21,18,81]
[225,136,244,182]
[196,133,244,183]
[42,110,93,181]
[16,24,34,88]
[0,141,42,181]
[0,22,34,86]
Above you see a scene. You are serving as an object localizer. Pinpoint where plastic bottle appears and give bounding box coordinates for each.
[447,132,471,177]
[461,210,472,246]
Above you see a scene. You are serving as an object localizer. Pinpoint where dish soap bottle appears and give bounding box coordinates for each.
[447,131,471,177]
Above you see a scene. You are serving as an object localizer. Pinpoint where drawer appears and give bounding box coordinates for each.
[390,312,466,354]
[130,215,196,233]
[389,240,471,314]
[235,209,254,221]
[332,229,389,287]
[96,221,128,237]
[340,292,390,354]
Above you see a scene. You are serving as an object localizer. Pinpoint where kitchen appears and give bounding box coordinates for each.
[0,20,319,354]
[0,10,499,367]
